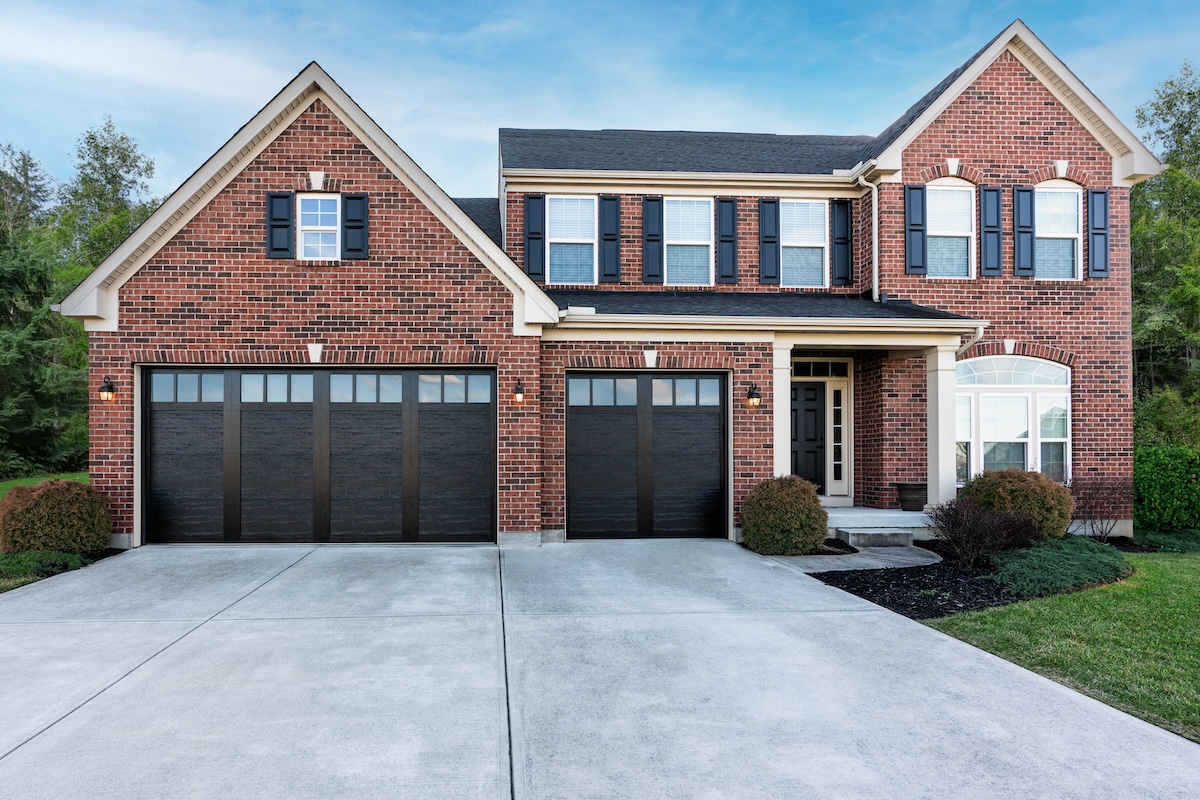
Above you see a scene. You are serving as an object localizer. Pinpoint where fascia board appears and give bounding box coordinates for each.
[60,68,326,321]
[501,168,861,194]
[553,312,986,335]
[871,20,1163,185]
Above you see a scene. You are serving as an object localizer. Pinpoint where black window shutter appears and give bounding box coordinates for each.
[758,199,780,284]
[266,192,294,258]
[716,197,738,283]
[599,195,621,283]
[642,197,664,283]
[1013,187,1035,276]
[341,193,368,259]
[524,194,545,281]
[1088,189,1110,279]
[904,185,927,275]
[979,186,1002,276]
[831,199,852,286]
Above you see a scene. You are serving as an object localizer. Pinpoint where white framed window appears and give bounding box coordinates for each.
[955,356,1071,484]
[664,198,712,286]
[780,200,827,287]
[298,194,339,260]
[547,196,597,284]
[1035,181,1082,280]
[926,179,975,278]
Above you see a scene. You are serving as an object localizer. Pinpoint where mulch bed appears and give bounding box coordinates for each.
[811,540,1020,620]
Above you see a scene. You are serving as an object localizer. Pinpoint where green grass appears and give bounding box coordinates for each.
[928,552,1200,742]
[0,576,40,593]
[0,472,89,498]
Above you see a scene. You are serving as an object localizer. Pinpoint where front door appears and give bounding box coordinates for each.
[792,382,825,493]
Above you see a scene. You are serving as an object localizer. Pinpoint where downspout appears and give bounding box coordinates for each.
[956,324,986,356]
[856,172,881,302]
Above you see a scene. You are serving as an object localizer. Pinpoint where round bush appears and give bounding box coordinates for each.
[740,475,828,556]
[0,480,112,555]
[958,469,1074,541]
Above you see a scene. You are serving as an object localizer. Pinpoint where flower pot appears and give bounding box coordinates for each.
[894,482,927,512]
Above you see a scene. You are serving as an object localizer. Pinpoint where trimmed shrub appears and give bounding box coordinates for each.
[1133,446,1200,531]
[1136,528,1200,553]
[740,475,828,556]
[958,469,1074,541]
[0,550,88,578]
[0,480,112,555]
[926,499,1037,569]
[990,536,1132,598]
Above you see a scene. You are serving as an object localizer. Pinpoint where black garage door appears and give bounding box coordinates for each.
[566,373,726,538]
[145,369,495,543]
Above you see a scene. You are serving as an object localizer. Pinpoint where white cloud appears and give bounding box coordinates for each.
[0,7,291,103]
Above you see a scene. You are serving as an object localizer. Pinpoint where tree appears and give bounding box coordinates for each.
[0,119,158,479]
[1132,62,1200,397]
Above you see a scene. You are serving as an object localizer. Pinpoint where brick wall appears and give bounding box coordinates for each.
[91,100,543,540]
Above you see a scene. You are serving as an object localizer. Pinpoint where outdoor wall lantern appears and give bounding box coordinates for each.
[745,383,762,409]
[513,380,526,405]
[98,376,117,403]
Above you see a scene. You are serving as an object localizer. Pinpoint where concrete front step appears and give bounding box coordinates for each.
[836,528,915,548]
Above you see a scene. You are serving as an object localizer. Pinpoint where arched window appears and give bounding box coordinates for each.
[955,356,1070,483]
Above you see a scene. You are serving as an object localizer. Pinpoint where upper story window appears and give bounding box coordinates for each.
[298,194,340,260]
[926,179,975,278]
[547,196,596,284]
[664,198,712,286]
[1034,181,1082,280]
[780,200,827,287]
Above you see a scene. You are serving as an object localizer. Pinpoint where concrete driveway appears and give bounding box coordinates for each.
[1,540,1197,799]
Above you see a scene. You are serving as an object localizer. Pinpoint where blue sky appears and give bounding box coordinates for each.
[1,0,1197,198]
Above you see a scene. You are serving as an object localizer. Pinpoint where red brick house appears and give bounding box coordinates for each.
[59,20,1160,548]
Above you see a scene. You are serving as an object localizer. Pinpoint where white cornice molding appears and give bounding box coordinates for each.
[60,63,558,332]
[550,311,986,336]
[502,167,865,196]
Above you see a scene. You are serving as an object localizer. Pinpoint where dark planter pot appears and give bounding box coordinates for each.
[894,482,928,512]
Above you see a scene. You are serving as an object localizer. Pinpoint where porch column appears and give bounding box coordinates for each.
[772,341,792,477]
[925,344,957,506]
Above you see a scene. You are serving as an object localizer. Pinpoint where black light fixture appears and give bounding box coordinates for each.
[513,380,526,405]
[98,376,117,403]
[745,383,762,409]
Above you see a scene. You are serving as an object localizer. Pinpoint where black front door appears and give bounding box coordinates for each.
[792,382,825,493]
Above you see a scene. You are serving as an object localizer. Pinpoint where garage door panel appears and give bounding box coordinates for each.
[653,407,724,537]
[418,407,494,542]
[148,407,224,542]
[329,409,404,542]
[240,409,314,542]
[567,410,639,538]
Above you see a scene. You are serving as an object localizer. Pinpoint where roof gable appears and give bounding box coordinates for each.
[60,63,557,332]
[865,19,1162,186]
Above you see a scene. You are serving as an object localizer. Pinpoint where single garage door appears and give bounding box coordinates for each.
[566,373,726,538]
[145,368,495,543]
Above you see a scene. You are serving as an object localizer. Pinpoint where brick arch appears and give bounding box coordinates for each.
[1028,165,1098,187]
[914,163,984,185]
[958,339,1076,367]
[563,353,736,370]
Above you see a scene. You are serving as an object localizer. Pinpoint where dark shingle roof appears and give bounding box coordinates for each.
[452,198,502,247]
[500,24,1015,176]
[857,27,1007,163]
[500,129,874,175]
[545,290,969,322]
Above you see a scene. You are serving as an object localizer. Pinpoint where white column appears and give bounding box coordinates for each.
[925,345,958,506]
[773,340,792,477]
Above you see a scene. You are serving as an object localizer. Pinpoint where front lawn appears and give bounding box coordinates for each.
[0,472,89,497]
[927,551,1200,742]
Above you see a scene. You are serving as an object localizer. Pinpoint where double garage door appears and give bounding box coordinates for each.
[145,368,495,543]
[566,373,727,538]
